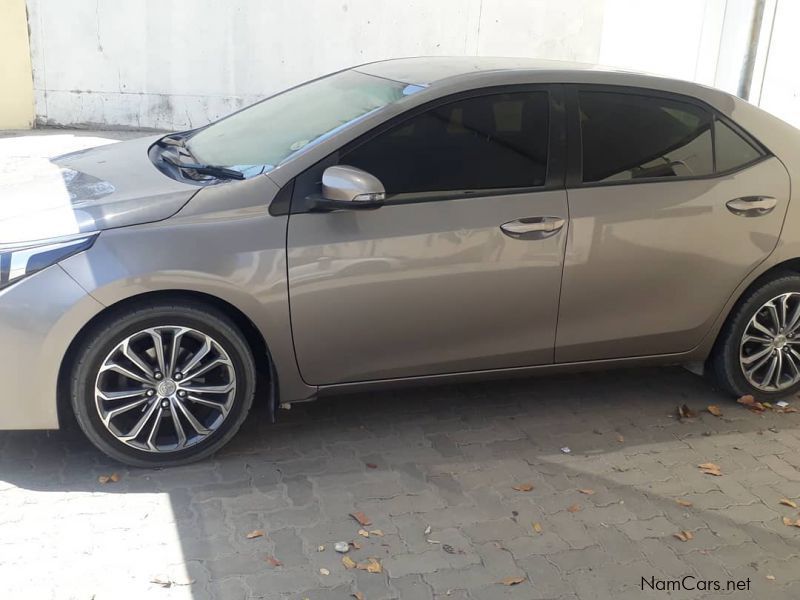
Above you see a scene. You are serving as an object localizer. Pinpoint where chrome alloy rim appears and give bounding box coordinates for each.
[739,292,800,392]
[94,326,236,452]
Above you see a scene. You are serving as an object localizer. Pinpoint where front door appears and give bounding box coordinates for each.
[556,87,790,362]
[287,87,569,384]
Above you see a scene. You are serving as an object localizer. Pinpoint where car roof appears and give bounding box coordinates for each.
[356,56,650,87]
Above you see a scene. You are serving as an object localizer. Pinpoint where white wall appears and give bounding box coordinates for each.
[28,0,794,130]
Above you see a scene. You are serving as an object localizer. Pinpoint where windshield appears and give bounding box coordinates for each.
[185,70,417,170]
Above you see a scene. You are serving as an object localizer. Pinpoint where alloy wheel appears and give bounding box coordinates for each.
[94,326,236,452]
[739,292,800,392]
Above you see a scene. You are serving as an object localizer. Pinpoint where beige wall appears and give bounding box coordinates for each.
[0,0,34,129]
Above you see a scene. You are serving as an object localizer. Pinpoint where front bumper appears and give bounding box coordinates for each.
[0,264,104,429]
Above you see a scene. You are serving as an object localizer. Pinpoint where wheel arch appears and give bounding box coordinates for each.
[705,257,800,365]
[57,289,278,429]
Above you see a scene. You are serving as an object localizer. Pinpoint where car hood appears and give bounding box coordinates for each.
[0,135,197,246]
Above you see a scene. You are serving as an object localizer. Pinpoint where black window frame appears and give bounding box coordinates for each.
[283,84,567,215]
[564,84,771,189]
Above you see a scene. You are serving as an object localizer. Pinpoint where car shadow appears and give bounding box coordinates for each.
[2,366,800,599]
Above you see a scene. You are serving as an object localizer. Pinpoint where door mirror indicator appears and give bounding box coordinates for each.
[312,165,386,211]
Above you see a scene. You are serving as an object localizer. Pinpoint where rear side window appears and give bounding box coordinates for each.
[343,91,550,194]
[579,92,713,182]
[714,119,764,172]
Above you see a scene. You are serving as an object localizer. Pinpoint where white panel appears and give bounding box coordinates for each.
[757,0,800,129]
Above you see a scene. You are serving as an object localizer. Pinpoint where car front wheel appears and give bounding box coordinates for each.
[711,272,800,400]
[70,300,256,467]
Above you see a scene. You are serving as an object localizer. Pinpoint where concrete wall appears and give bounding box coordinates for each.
[0,0,35,128]
[25,0,795,131]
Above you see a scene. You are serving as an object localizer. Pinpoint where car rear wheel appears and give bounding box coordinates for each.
[711,273,800,400]
[70,300,256,467]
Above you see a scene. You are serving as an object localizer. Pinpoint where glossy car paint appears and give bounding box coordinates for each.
[2,57,800,429]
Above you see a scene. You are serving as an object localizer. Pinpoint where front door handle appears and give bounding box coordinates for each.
[500,216,566,239]
[726,196,777,217]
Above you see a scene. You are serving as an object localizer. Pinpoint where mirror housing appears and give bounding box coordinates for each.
[313,165,386,211]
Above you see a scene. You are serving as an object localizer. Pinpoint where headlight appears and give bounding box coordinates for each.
[0,233,98,291]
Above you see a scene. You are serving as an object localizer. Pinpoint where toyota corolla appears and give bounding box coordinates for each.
[3,57,800,466]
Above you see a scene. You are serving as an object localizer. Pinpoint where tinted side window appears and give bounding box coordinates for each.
[579,92,713,182]
[343,92,549,194]
[715,119,764,172]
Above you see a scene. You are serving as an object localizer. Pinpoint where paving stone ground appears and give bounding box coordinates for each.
[3,131,800,600]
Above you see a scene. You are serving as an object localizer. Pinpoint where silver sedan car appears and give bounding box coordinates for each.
[3,57,800,466]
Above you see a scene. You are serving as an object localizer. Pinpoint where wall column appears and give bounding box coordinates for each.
[0,0,34,129]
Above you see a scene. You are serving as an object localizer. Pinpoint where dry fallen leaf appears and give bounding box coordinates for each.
[246,529,265,539]
[678,404,696,419]
[98,473,120,484]
[698,463,722,476]
[499,576,526,586]
[738,394,755,406]
[676,499,693,508]
[356,558,382,574]
[319,568,330,576]
[673,530,693,542]
[350,512,372,527]
[369,529,384,537]
[567,504,582,513]
[353,593,365,600]
[350,541,362,550]
[578,488,595,495]
[532,522,542,534]
[512,483,534,492]
[317,545,325,552]
[265,555,282,567]
[707,405,723,417]
[783,516,794,526]
[358,529,370,538]
[780,498,799,509]
[342,556,357,570]
[767,575,776,581]
[424,525,432,535]
[616,434,625,443]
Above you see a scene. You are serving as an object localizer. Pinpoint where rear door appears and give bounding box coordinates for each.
[555,86,790,362]
[286,86,569,384]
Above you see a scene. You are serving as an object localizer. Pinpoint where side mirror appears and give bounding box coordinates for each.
[312,165,386,211]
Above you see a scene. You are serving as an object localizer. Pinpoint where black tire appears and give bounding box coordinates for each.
[710,272,800,400]
[70,300,256,467]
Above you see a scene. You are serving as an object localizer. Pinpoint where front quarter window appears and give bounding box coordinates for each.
[185,70,415,171]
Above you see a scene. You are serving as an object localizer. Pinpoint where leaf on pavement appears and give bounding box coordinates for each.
[616,434,625,443]
[353,593,365,600]
[567,504,582,513]
[707,405,723,417]
[698,463,722,476]
[678,404,696,419]
[350,512,372,527]
[356,558,382,574]
[369,529,384,537]
[499,576,526,586]
[532,522,542,534]
[676,499,693,508]
[512,483,534,492]
[265,555,282,567]
[578,488,595,495]
[246,530,265,539]
[342,556,357,570]
[98,473,120,484]
[738,395,755,406]
[358,529,370,538]
[780,498,799,509]
[319,568,330,576]
[673,530,693,542]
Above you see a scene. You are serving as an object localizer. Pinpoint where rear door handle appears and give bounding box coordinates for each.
[500,216,566,239]
[726,196,777,217]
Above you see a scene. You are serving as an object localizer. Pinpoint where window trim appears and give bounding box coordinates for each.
[285,84,567,214]
[564,84,772,190]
